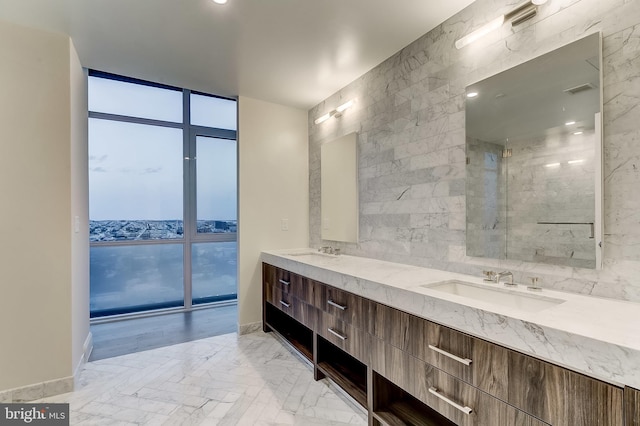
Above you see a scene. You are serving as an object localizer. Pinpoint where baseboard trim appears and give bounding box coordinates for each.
[0,376,74,403]
[83,331,93,364]
[238,321,262,335]
[1,331,94,402]
[73,331,93,388]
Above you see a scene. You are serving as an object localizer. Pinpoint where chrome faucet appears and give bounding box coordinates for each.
[527,277,542,291]
[497,271,515,286]
[318,246,340,255]
[483,270,498,282]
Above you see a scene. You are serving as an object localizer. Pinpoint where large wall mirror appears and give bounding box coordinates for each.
[321,132,358,243]
[465,33,603,269]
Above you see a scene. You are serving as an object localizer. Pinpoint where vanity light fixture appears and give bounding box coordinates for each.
[314,99,356,124]
[314,112,333,125]
[335,99,354,114]
[455,16,504,49]
[455,0,547,49]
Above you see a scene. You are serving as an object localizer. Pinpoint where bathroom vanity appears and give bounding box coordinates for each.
[262,249,640,425]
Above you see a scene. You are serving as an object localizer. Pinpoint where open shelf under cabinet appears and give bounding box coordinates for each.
[264,302,313,362]
[317,336,368,408]
[372,371,456,426]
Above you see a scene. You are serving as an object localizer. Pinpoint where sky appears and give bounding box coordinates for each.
[88,77,237,221]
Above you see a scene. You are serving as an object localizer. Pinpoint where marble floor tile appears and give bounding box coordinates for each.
[36,331,367,425]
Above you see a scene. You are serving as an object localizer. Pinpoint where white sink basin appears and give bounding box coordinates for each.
[421,280,565,313]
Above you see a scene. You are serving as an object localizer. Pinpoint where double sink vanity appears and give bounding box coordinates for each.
[262,248,640,425]
[277,29,634,426]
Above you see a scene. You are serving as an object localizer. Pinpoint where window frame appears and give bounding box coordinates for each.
[88,70,238,316]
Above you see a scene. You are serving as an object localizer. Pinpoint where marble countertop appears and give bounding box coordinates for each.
[262,248,640,389]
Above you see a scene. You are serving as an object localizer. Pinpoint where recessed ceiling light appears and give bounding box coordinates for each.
[545,163,561,168]
[565,121,576,126]
[213,0,227,4]
[466,92,479,98]
[568,159,584,164]
[573,131,583,135]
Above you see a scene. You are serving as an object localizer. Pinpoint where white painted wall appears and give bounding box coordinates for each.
[70,42,90,375]
[0,20,87,392]
[237,96,309,329]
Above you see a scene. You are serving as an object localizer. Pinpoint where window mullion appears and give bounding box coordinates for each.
[183,89,193,310]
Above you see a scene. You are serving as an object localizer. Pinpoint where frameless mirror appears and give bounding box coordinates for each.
[321,132,358,242]
[466,33,603,269]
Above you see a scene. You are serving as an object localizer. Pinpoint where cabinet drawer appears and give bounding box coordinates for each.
[372,338,549,426]
[265,282,316,330]
[290,275,314,305]
[315,283,370,330]
[417,320,508,400]
[369,301,412,349]
[508,349,623,426]
[290,299,317,330]
[264,264,293,294]
[317,311,370,365]
[264,263,315,304]
[625,387,640,426]
[264,283,294,315]
[273,267,295,295]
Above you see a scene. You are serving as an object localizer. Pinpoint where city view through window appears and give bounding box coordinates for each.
[88,72,237,317]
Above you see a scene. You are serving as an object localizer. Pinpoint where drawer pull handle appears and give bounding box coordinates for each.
[428,387,473,415]
[327,299,347,310]
[327,328,347,340]
[279,300,291,308]
[278,279,290,286]
[428,344,472,366]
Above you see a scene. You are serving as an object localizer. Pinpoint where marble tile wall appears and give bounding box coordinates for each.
[466,138,506,260]
[506,131,596,268]
[308,0,640,302]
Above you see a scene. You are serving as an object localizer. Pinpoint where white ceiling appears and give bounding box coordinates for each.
[0,0,474,109]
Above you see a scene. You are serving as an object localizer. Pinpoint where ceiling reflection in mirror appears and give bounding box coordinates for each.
[465,33,602,269]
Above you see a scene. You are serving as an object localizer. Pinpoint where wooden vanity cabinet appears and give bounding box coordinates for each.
[262,262,625,426]
[507,349,623,426]
[422,320,510,400]
[316,310,370,364]
[625,387,640,425]
[371,338,549,426]
[369,300,509,399]
[315,282,371,329]
[371,369,458,426]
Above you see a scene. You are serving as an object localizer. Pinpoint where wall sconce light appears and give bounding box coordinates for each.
[314,100,356,124]
[455,0,548,49]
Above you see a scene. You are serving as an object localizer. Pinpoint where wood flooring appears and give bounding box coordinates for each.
[89,304,237,361]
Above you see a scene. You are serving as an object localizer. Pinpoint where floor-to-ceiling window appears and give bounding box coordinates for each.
[88,71,237,318]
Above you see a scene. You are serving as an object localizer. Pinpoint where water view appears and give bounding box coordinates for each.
[90,240,237,317]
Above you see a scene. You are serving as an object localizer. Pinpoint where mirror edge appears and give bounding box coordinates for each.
[595,31,604,270]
